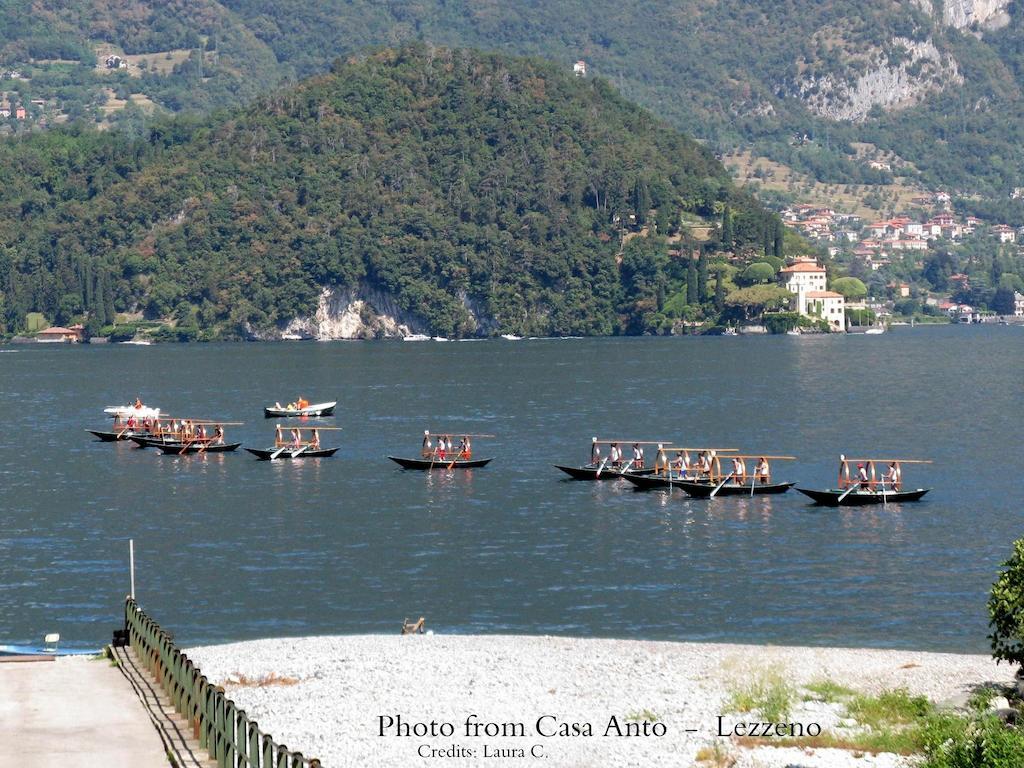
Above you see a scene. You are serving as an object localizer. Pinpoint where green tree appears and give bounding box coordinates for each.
[831,276,868,300]
[697,252,708,302]
[988,538,1024,670]
[773,220,785,260]
[724,284,792,319]
[992,287,1016,315]
[739,261,776,285]
[687,256,698,307]
[714,268,725,310]
[721,206,733,251]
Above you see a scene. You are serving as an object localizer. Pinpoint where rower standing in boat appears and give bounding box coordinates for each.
[275,424,284,447]
[755,456,771,485]
[731,456,747,485]
[212,424,225,445]
[857,463,870,490]
[458,435,471,459]
[291,427,302,448]
[310,428,320,449]
[631,443,645,469]
[608,443,622,468]
[882,461,901,491]
[422,430,432,458]
[654,444,668,475]
[671,450,689,479]
[590,437,600,467]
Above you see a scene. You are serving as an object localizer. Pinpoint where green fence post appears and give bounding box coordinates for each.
[197,676,208,749]
[206,682,217,758]
[215,688,226,766]
[275,745,288,768]
[249,721,261,768]
[236,709,249,768]
[290,752,304,768]
[262,735,274,767]
[222,698,237,768]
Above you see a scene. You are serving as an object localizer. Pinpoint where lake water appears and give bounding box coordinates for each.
[1,326,1021,652]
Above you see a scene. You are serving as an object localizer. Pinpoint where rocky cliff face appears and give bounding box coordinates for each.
[270,285,497,340]
[796,37,962,122]
[941,0,1011,31]
[279,286,416,340]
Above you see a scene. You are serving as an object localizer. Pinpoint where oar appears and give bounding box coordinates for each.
[619,458,636,475]
[178,438,194,455]
[709,473,732,499]
[750,474,757,496]
[594,456,609,478]
[837,482,859,504]
[270,442,290,460]
[291,444,308,459]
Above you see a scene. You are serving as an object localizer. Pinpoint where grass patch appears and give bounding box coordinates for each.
[625,709,659,722]
[725,668,794,722]
[846,688,931,730]
[732,686,1024,764]
[803,679,856,703]
[694,742,735,767]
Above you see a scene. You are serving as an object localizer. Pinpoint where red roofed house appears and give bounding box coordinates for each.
[779,260,846,329]
[804,291,846,331]
[36,325,84,343]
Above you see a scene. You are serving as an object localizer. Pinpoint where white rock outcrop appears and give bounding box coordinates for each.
[280,286,415,340]
[797,37,962,122]
[943,0,1011,30]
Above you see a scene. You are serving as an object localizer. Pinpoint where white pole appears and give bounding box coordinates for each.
[129,539,136,599]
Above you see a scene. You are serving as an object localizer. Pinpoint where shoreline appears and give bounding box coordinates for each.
[187,634,1010,767]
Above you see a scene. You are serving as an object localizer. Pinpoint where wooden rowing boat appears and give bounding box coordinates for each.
[246,446,339,460]
[798,455,932,506]
[622,473,793,495]
[796,487,930,506]
[389,456,492,469]
[154,441,241,455]
[87,429,149,442]
[263,401,336,418]
[553,464,656,480]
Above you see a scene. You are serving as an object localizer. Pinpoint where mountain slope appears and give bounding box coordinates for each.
[213,0,1024,197]
[0,47,779,338]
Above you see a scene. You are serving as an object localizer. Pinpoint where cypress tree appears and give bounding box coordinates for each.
[697,251,708,301]
[773,219,785,259]
[721,206,733,251]
[714,268,725,311]
[687,256,698,307]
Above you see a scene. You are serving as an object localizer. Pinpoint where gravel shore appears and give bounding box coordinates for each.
[186,636,1010,768]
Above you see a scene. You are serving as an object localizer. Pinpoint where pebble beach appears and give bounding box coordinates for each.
[186,636,1010,767]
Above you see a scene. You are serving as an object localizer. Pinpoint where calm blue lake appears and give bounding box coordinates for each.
[1,326,1020,651]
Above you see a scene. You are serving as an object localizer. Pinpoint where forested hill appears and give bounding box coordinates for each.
[0,47,780,339]
[8,2,1024,201]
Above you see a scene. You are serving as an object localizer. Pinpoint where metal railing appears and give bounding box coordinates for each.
[124,598,321,768]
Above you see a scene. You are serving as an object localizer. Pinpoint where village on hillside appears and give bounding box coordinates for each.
[780,193,1024,325]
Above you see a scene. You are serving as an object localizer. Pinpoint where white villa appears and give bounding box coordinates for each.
[779,258,845,330]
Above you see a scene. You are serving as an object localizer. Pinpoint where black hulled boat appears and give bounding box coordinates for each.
[554,464,656,480]
[155,441,241,455]
[247,446,339,460]
[798,456,932,507]
[389,456,492,470]
[622,473,793,495]
[796,487,929,506]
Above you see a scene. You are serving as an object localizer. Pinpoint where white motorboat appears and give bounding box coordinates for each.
[104,405,161,420]
[263,401,337,418]
[403,334,430,342]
